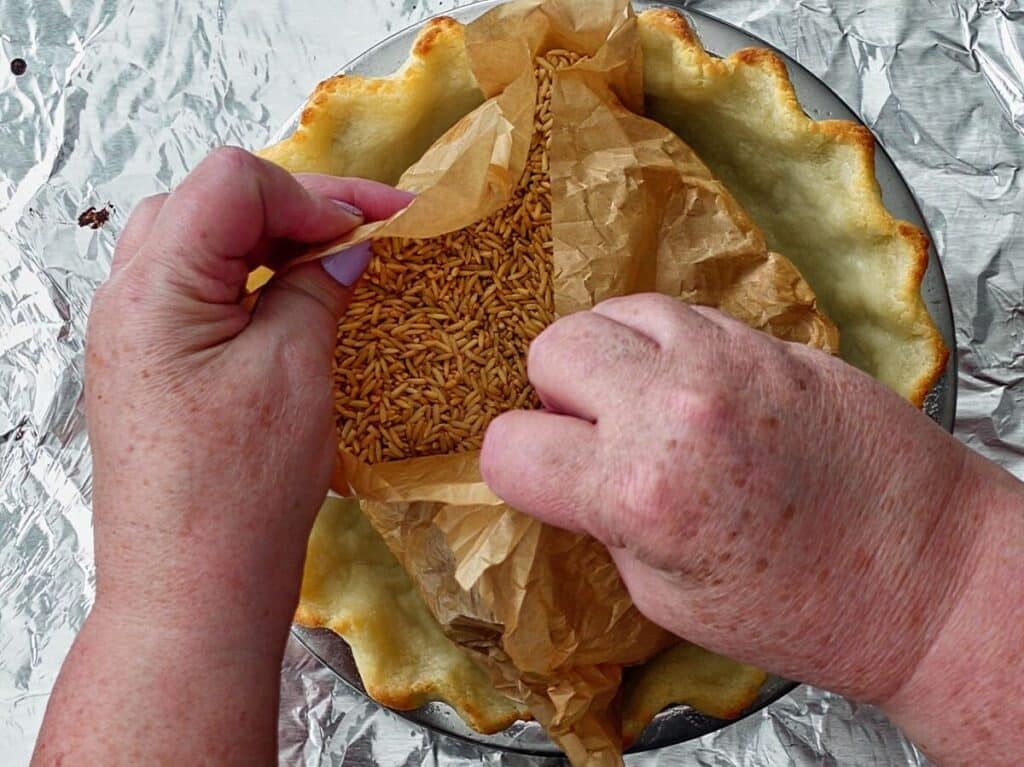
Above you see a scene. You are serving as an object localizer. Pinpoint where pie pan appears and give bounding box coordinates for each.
[285,0,957,755]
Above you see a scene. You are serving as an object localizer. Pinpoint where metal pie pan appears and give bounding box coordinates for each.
[288,0,957,756]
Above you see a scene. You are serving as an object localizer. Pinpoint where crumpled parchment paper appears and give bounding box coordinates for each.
[263,0,836,761]
[3,0,1023,765]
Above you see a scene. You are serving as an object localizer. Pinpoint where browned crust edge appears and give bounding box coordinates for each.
[639,8,948,408]
[413,15,463,57]
[281,16,470,153]
[620,688,760,749]
[294,607,529,734]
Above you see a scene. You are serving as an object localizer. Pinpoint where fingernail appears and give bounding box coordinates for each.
[322,241,372,287]
[331,199,365,220]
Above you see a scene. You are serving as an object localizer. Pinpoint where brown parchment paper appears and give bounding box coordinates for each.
[276,1,838,765]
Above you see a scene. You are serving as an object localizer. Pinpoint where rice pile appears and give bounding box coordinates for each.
[334,51,580,464]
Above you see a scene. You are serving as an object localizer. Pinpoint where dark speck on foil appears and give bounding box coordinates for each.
[10,58,27,75]
[77,205,113,229]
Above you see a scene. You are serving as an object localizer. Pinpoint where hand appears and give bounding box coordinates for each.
[87,148,411,642]
[481,293,1024,766]
[33,147,412,766]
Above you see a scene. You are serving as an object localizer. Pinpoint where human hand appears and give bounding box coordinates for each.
[85,147,411,642]
[33,148,412,766]
[480,293,1024,765]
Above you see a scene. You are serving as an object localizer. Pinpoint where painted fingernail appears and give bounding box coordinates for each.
[331,199,364,220]
[322,241,372,287]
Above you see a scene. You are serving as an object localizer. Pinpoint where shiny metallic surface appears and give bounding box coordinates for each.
[1,0,1020,765]
[292,624,800,757]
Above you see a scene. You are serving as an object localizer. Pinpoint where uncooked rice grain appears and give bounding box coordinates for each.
[334,50,581,464]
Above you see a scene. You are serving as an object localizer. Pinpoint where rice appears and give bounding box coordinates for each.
[334,50,580,464]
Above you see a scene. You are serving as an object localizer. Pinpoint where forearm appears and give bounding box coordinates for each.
[32,594,293,766]
[40,154,405,766]
[881,452,1024,766]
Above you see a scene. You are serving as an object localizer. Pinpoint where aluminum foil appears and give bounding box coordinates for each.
[1,0,1021,764]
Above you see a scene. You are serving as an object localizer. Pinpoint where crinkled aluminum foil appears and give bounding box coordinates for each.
[2,0,1021,764]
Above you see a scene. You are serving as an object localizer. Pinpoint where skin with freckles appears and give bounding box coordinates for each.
[31,147,414,767]
[32,148,1022,766]
[481,293,1024,767]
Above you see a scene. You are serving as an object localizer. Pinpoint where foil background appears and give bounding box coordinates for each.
[1,0,1021,764]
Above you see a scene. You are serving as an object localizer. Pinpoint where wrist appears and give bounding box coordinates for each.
[92,528,305,661]
[880,453,1024,765]
[86,596,288,676]
[33,584,284,767]
[90,585,295,665]
[91,487,312,649]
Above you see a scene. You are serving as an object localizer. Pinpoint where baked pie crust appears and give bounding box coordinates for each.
[259,4,947,749]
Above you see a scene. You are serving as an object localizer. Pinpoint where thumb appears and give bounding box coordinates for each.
[134,148,367,307]
[249,241,372,355]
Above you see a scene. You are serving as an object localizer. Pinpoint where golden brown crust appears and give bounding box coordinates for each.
[258,18,484,184]
[896,221,949,404]
[619,642,767,748]
[263,7,946,406]
[294,610,526,732]
[295,497,530,734]
[637,8,946,406]
[269,3,951,746]
[641,8,696,46]
[413,15,461,57]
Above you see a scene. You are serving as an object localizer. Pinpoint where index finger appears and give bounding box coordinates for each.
[293,173,416,222]
[135,147,365,305]
[480,410,600,534]
[527,310,659,422]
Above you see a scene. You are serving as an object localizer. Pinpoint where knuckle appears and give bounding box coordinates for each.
[534,311,655,375]
[639,292,685,324]
[780,343,821,387]
[686,305,731,340]
[89,277,132,325]
[669,387,734,436]
[688,303,727,323]
[640,291,682,314]
[114,194,168,258]
[205,145,258,177]
[594,293,640,313]
[127,194,169,229]
[89,280,114,313]
[527,315,573,369]
[136,192,169,215]
[617,458,679,537]
[748,337,819,405]
[109,265,149,308]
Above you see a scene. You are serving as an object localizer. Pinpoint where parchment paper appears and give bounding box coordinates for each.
[275,1,838,763]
